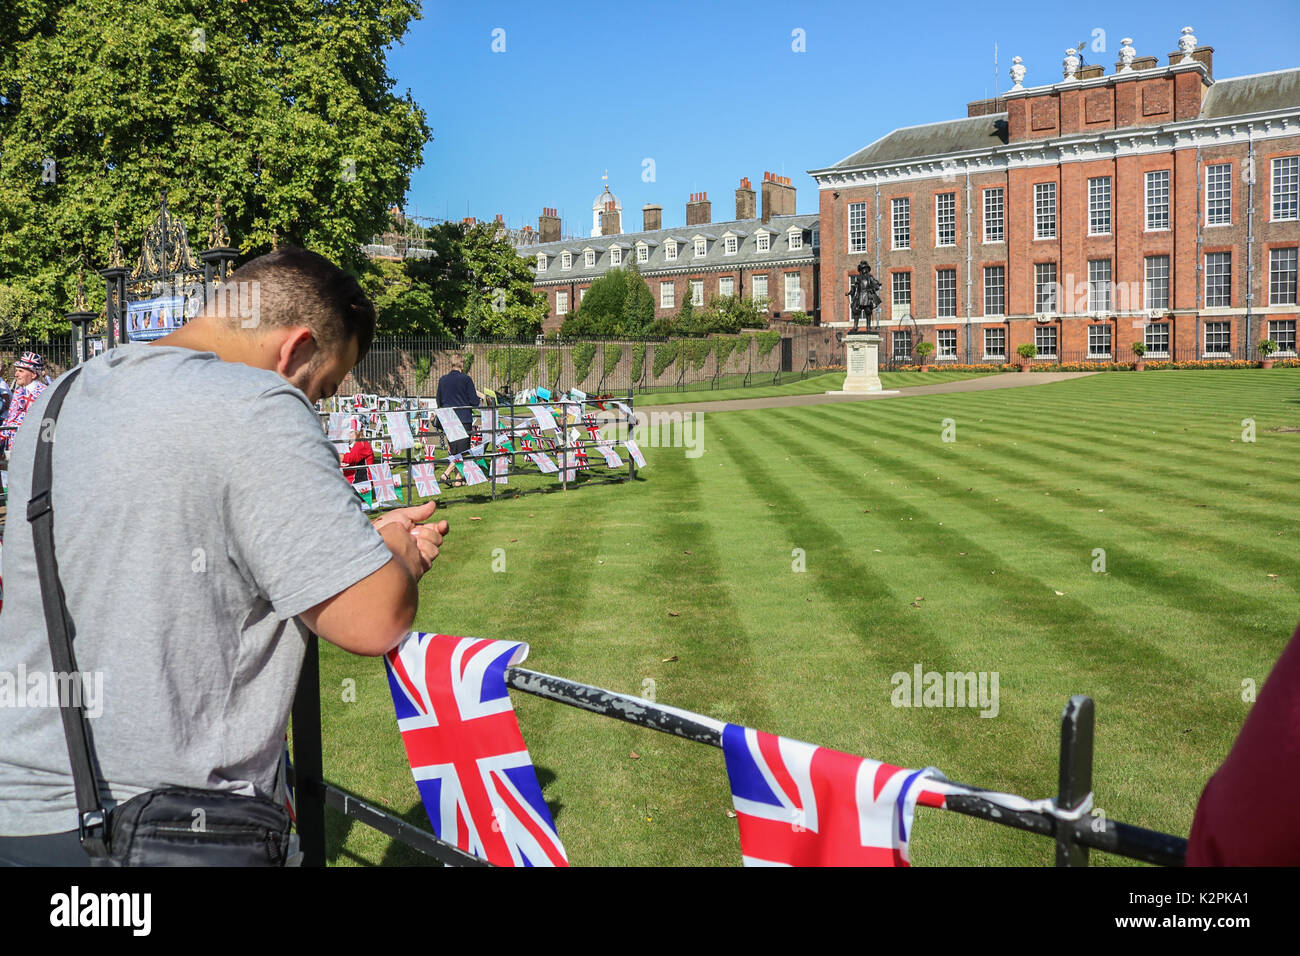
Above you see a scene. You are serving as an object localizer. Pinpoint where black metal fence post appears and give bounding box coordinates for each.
[291,634,327,867]
[1055,694,1095,867]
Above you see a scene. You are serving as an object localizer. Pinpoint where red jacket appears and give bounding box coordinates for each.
[340,441,374,484]
[1187,622,1300,865]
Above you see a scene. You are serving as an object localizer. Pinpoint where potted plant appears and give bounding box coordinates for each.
[1015,342,1037,371]
[1131,341,1147,372]
[1259,338,1278,369]
[915,340,935,371]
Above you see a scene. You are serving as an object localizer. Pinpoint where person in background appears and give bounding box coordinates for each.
[1,352,47,455]
[340,428,376,508]
[1186,620,1300,865]
[339,428,374,484]
[0,361,12,431]
[435,351,482,487]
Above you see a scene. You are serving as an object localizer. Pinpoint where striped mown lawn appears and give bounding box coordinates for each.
[313,369,1300,866]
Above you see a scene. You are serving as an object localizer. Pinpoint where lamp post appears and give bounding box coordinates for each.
[199,198,239,314]
[66,262,98,365]
[99,223,129,349]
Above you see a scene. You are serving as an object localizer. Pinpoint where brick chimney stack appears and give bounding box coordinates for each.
[760,172,796,223]
[642,203,663,232]
[599,200,621,236]
[735,177,756,220]
[539,207,561,243]
[686,191,711,226]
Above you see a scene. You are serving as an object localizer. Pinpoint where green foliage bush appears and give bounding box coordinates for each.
[681,339,713,371]
[546,348,562,387]
[714,336,739,369]
[630,342,647,382]
[602,344,623,382]
[414,354,433,389]
[561,265,655,337]
[572,342,598,385]
[653,342,679,378]
[756,331,782,360]
[487,347,540,387]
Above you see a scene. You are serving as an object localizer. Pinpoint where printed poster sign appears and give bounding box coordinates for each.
[126,295,193,343]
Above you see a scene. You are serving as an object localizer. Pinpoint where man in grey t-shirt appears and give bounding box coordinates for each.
[0,248,448,865]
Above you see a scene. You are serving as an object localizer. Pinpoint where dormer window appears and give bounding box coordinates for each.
[561,251,572,270]
[694,238,706,258]
[537,253,547,273]
[664,240,677,261]
[724,236,738,255]
[756,232,771,253]
[788,229,803,251]
[610,246,622,266]
[584,249,596,268]
[636,243,648,263]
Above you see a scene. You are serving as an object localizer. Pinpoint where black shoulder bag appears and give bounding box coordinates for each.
[28,368,292,866]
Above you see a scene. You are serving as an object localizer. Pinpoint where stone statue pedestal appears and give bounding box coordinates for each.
[827,333,898,395]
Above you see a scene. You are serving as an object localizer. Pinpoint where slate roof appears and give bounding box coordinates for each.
[819,67,1299,174]
[827,115,1009,170]
[1201,68,1300,118]
[520,212,819,284]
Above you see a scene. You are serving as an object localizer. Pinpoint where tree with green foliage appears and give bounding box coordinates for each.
[361,257,455,338]
[561,264,654,338]
[358,220,546,338]
[698,294,769,335]
[618,262,655,337]
[0,0,431,337]
[674,295,696,334]
[561,270,623,337]
[459,223,548,339]
[630,341,647,383]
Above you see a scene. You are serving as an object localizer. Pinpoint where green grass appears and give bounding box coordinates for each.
[632,369,993,406]
[313,369,1300,866]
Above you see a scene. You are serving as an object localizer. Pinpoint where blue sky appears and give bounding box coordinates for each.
[389,0,1299,235]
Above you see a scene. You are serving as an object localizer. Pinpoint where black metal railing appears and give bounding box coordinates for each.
[289,635,1187,868]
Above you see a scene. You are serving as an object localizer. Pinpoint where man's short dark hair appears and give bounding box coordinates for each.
[218,247,376,360]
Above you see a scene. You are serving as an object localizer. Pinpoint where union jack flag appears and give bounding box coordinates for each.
[722,724,949,867]
[410,462,442,497]
[384,634,569,867]
[367,463,400,502]
[452,455,489,486]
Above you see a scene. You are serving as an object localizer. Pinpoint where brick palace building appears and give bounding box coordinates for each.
[809,28,1299,364]
[520,174,820,333]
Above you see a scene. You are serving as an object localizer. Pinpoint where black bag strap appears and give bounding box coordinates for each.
[24,366,109,857]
